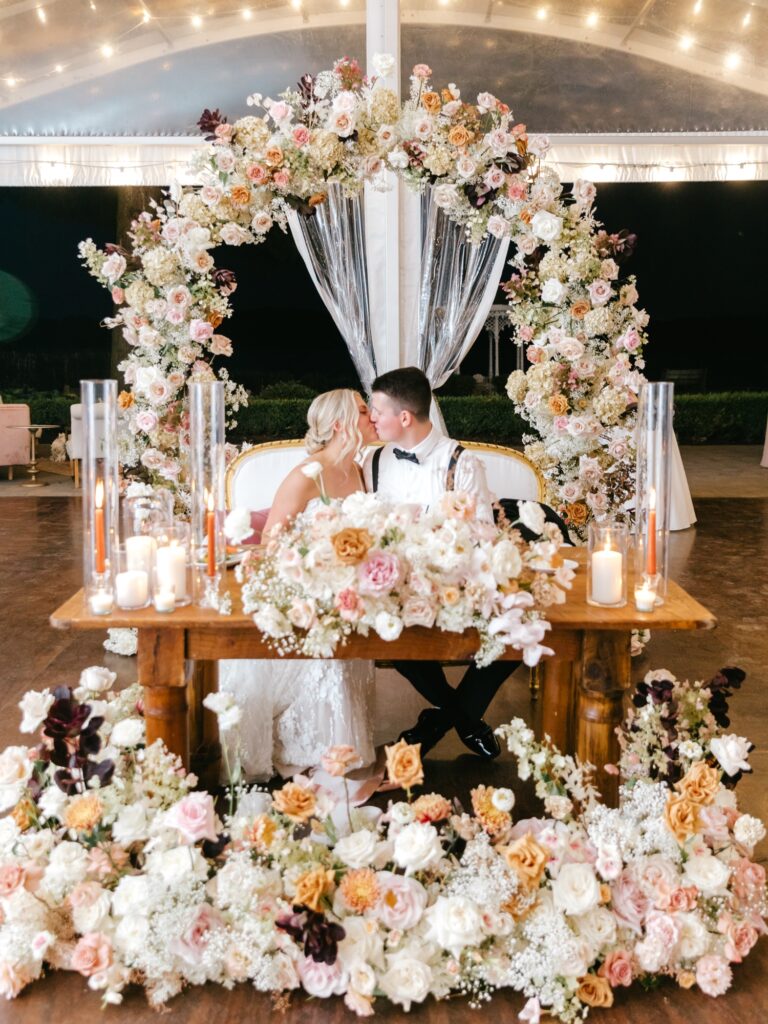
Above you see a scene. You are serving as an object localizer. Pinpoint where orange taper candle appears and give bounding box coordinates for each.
[646,487,657,576]
[206,489,216,577]
[94,479,106,575]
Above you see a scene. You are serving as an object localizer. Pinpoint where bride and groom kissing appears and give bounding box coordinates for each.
[219,366,521,783]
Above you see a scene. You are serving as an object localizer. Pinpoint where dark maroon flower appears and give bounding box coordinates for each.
[276,909,345,964]
[212,268,237,296]
[197,108,228,141]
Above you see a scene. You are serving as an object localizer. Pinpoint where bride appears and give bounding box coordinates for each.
[219,389,379,781]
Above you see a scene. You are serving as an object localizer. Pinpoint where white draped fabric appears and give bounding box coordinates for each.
[669,433,697,531]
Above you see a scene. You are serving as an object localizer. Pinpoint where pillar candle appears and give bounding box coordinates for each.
[125,535,156,576]
[115,570,149,609]
[156,542,187,600]
[591,545,623,605]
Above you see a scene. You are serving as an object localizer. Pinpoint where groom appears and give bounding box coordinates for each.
[364,366,521,759]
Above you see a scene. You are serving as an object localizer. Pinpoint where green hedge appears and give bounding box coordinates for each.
[231,393,768,446]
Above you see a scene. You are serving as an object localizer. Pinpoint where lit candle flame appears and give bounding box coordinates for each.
[95,479,104,508]
[206,489,215,512]
[649,485,656,511]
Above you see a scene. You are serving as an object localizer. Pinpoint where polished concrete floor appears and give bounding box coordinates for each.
[0,492,766,1022]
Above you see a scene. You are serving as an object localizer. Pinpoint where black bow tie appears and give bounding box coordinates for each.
[393,448,419,465]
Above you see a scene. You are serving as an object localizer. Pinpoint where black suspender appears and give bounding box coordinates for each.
[371,443,465,493]
[371,446,383,492]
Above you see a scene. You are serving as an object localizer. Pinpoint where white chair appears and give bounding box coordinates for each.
[225,438,544,510]
[69,402,107,488]
[0,403,31,481]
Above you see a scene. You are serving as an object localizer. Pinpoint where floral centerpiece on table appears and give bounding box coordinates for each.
[0,663,765,1015]
[232,492,573,667]
[503,181,648,539]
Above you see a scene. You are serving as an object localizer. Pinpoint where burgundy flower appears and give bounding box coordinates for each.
[276,909,345,965]
[197,108,228,141]
[212,268,237,296]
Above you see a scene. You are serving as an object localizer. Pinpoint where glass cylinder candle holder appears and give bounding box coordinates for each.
[81,380,119,605]
[635,382,673,606]
[122,488,173,539]
[587,520,628,608]
[152,524,191,608]
[188,381,226,603]
[115,544,151,610]
[87,573,115,616]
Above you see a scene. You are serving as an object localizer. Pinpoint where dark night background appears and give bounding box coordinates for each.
[0,181,766,395]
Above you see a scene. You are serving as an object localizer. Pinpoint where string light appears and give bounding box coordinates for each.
[53,63,63,73]
[339,0,350,7]
[190,15,203,29]
[536,6,548,21]
[142,9,151,23]
[693,0,703,14]
[4,76,17,88]
[290,0,302,9]
[724,52,742,70]
[89,1,96,10]
[100,43,113,58]
[36,6,47,24]
[586,11,599,28]
[679,34,694,51]
[241,6,252,18]
[742,10,752,29]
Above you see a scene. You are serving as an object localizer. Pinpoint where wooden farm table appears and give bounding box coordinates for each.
[50,549,716,802]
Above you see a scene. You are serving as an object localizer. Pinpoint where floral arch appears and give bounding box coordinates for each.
[79,56,648,535]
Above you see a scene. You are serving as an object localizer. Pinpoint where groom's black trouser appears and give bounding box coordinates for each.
[392,658,521,727]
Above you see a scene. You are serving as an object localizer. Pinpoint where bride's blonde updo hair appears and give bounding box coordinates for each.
[304,388,363,464]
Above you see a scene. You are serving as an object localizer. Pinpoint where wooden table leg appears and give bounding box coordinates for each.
[538,656,576,755]
[138,628,188,767]
[188,660,221,791]
[576,630,631,806]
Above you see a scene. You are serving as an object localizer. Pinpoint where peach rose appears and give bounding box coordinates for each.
[294,866,335,912]
[421,91,442,115]
[71,932,112,977]
[548,394,568,415]
[570,300,591,319]
[230,184,252,206]
[308,193,326,207]
[678,970,696,989]
[332,528,373,564]
[64,793,103,833]
[501,832,548,890]
[664,794,700,842]
[565,502,588,526]
[264,145,284,166]
[411,793,452,824]
[118,390,134,409]
[321,745,361,777]
[11,798,36,832]
[676,761,720,806]
[272,782,317,822]
[245,813,277,850]
[0,865,25,898]
[577,974,614,1008]
[599,950,633,987]
[385,739,424,791]
[339,868,380,913]
[448,124,471,148]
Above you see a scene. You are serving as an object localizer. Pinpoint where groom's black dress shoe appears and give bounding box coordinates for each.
[398,708,451,756]
[456,719,501,759]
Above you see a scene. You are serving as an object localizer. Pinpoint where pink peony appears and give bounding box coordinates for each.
[172,905,223,965]
[412,63,432,79]
[695,954,732,997]
[71,933,112,977]
[166,792,218,844]
[357,550,402,595]
[292,125,310,147]
[599,949,633,987]
[334,588,364,622]
[189,318,214,342]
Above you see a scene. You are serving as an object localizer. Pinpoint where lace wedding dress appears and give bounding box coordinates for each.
[218,498,376,781]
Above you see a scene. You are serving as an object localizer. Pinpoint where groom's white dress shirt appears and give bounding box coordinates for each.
[362,428,496,523]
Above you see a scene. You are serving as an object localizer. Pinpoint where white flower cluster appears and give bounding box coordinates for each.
[239,492,571,666]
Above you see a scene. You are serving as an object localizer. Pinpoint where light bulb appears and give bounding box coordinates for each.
[191,14,203,28]
[339,0,350,6]
[536,6,548,20]
[54,63,63,72]
[37,6,47,24]
[693,0,703,14]
[100,43,113,58]
[142,9,151,23]
[5,76,17,87]
[742,10,752,28]
[724,51,742,69]
[586,11,599,28]
[242,6,252,18]
[679,34,694,51]
[290,0,301,9]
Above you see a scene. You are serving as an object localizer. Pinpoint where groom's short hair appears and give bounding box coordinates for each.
[371,367,431,421]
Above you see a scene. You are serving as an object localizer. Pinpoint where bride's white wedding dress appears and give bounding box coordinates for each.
[218,498,376,781]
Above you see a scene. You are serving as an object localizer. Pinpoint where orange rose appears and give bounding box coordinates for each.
[332,528,373,565]
[500,832,548,889]
[272,782,317,822]
[548,394,568,415]
[577,974,614,1008]
[565,502,588,526]
[385,739,424,791]
[448,125,471,148]
[675,761,720,806]
[519,209,532,225]
[230,184,252,206]
[570,300,591,319]
[664,793,700,842]
[64,793,103,832]
[265,145,284,167]
[339,868,380,913]
[11,799,36,832]
[294,866,335,912]
[421,91,442,115]
[308,193,326,207]
[118,390,134,409]
[207,312,224,329]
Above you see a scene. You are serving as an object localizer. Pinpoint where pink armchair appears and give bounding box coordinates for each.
[0,404,31,480]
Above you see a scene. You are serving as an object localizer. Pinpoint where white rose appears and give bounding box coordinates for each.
[44,841,89,891]
[393,822,443,875]
[110,718,145,748]
[112,874,152,917]
[336,917,385,972]
[146,846,209,885]
[424,896,485,957]
[114,913,150,956]
[0,746,31,812]
[491,539,522,585]
[733,814,766,849]
[18,689,55,734]
[251,211,273,235]
[102,252,126,283]
[491,788,515,812]
[683,853,730,896]
[79,666,117,693]
[224,507,254,544]
[372,52,395,78]
[73,887,112,933]
[517,501,546,535]
[388,148,409,169]
[573,906,617,953]
[456,156,476,179]
[346,961,376,997]
[334,829,379,869]
[551,862,601,916]
[710,735,752,776]
[379,953,432,1012]
[38,784,69,822]
[333,89,357,113]
[530,210,562,242]
[541,279,566,304]
[375,611,403,642]
[374,872,427,929]
[112,804,149,846]
[487,215,509,239]
[674,911,709,960]
[388,802,415,827]
[433,184,459,209]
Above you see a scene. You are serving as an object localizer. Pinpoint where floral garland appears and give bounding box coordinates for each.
[504,185,648,540]
[0,663,765,1015]
[227,491,573,667]
[77,56,573,503]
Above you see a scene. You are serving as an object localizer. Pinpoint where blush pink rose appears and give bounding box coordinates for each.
[620,327,641,352]
[357,550,402,595]
[518,325,534,342]
[292,125,310,147]
[718,913,759,962]
[732,858,766,902]
[71,933,112,977]
[335,588,364,622]
[660,885,698,912]
[246,163,269,184]
[111,286,124,304]
[172,905,223,965]
[698,805,730,843]
[611,868,649,934]
[412,63,432,79]
[402,595,436,629]
[0,865,26,898]
[68,881,103,909]
[599,949,633,987]
[273,169,291,189]
[373,872,427,930]
[166,792,218,845]
[214,123,234,142]
[135,410,159,433]
[189,318,214,342]
[298,956,347,998]
[695,954,732,997]
[526,346,543,363]
[553,416,569,433]
[210,334,233,357]
[0,962,32,999]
